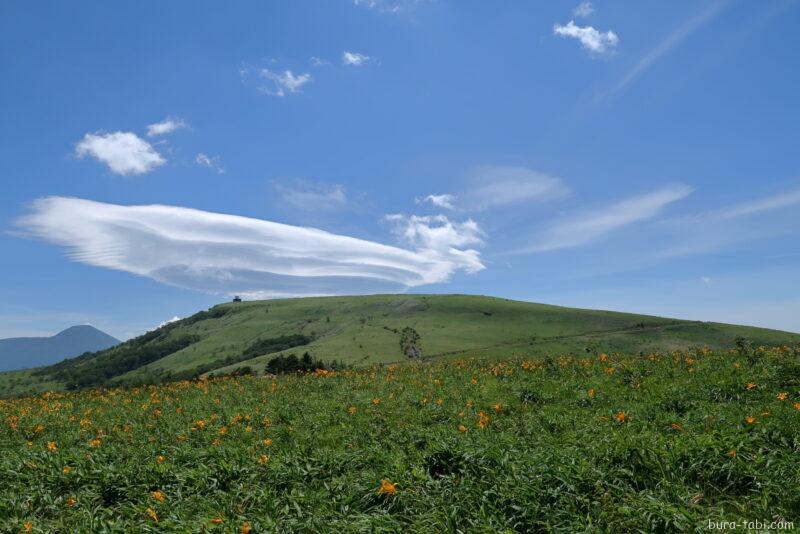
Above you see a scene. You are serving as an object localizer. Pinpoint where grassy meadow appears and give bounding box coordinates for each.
[2,294,799,398]
[2,344,799,532]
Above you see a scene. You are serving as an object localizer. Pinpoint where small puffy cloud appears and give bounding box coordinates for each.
[195,153,225,174]
[146,117,187,137]
[527,185,692,252]
[701,276,712,284]
[553,20,618,56]
[273,180,349,212]
[75,131,165,176]
[573,2,594,18]
[342,51,371,66]
[385,214,485,275]
[310,56,329,67]
[17,197,483,298]
[417,194,456,210]
[259,69,312,96]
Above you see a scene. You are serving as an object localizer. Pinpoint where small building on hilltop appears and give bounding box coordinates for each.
[232,296,242,303]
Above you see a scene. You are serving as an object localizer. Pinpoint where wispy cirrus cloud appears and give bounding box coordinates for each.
[146,117,188,137]
[713,188,800,220]
[460,166,568,212]
[75,132,165,176]
[195,153,225,174]
[651,188,800,259]
[353,0,429,14]
[273,180,349,212]
[604,1,730,98]
[527,186,800,280]
[553,20,618,56]
[417,166,567,213]
[519,184,693,253]
[16,197,484,299]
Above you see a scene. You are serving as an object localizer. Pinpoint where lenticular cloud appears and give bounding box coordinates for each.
[17,197,484,298]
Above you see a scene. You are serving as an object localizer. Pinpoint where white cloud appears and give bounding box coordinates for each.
[385,214,485,275]
[701,276,712,284]
[195,153,225,174]
[146,117,187,137]
[75,132,165,176]
[310,56,329,67]
[606,2,729,97]
[460,166,568,211]
[553,20,618,56]
[17,197,484,298]
[525,185,693,252]
[573,2,594,18]
[273,180,349,212]
[342,51,371,66]
[259,69,312,96]
[153,316,181,331]
[417,194,456,210]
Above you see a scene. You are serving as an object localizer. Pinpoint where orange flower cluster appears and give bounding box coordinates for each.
[378,479,397,495]
[477,410,491,429]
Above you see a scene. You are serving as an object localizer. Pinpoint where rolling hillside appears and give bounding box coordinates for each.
[0,325,120,372]
[1,294,798,397]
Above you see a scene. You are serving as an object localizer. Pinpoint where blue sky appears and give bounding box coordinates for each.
[1,0,799,340]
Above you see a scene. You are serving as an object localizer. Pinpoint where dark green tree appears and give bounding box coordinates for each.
[400,327,422,359]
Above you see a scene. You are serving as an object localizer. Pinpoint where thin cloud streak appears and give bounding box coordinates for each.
[146,117,188,137]
[650,188,800,259]
[715,189,800,220]
[604,1,730,98]
[273,180,349,212]
[515,184,693,253]
[460,166,568,212]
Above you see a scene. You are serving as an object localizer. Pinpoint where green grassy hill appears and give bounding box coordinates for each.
[1,294,798,397]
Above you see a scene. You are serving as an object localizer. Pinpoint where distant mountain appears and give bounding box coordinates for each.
[0,326,120,371]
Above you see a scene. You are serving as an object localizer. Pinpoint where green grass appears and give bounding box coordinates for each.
[2,345,799,531]
[2,294,798,397]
